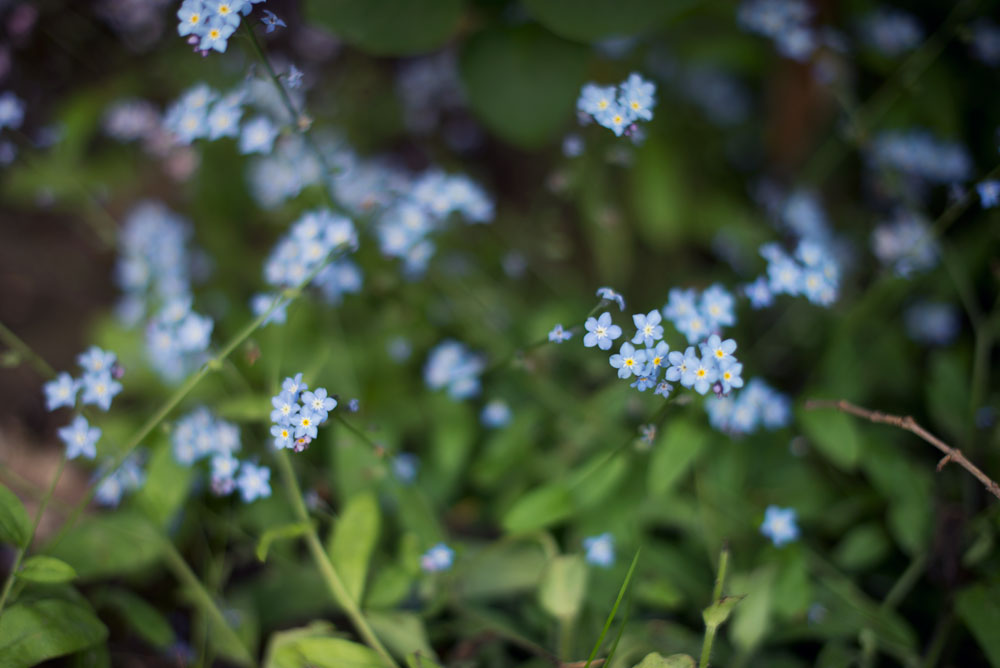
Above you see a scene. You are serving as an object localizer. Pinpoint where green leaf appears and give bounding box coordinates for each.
[405,655,444,668]
[94,589,175,650]
[798,405,861,470]
[522,0,691,42]
[538,554,587,619]
[459,25,589,148]
[0,598,108,668]
[256,522,312,562]
[730,568,775,651]
[18,555,76,584]
[264,621,384,668]
[135,440,194,528]
[0,483,31,547]
[327,491,380,604]
[648,419,709,496]
[955,583,1000,666]
[832,523,890,572]
[454,541,548,599]
[501,482,574,533]
[368,611,438,662]
[631,652,697,668]
[46,511,163,580]
[303,0,463,56]
[702,595,745,628]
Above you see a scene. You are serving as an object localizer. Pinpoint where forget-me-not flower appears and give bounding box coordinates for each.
[583,312,622,351]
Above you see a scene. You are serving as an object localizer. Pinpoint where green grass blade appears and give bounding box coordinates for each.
[585,547,641,668]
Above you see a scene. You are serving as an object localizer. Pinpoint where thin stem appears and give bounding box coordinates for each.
[0,321,57,378]
[699,543,730,668]
[558,617,573,662]
[51,260,334,549]
[0,454,67,618]
[880,553,927,612]
[273,449,398,668]
[161,538,257,667]
[804,399,1000,500]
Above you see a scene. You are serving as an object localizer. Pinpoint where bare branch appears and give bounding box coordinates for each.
[805,399,1000,501]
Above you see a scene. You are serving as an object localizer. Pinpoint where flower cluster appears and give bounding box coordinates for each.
[261,208,360,308]
[760,505,799,547]
[871,211,938,277]
[44,347,123,415]
[269,373,337,452]
[95,454,147,507]
[859,8,922,57]
[704,378,791,435]
[163,83,279,156]
[737,0,816,61]
[424,341,485,400]
[745,240,840,308]
[662,285,736,344]
[576,73,656,137]
[176,0,266,54]
[868,129,972,185]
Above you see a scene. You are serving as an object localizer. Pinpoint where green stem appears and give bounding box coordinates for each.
[50,261,333,550]
[273,450,399,668]
[161,538,257,667]
[0,321,57,378]
[880,553,927,612]
[0,454,67,619]
[558,616,574,661]
[699,543,730,668]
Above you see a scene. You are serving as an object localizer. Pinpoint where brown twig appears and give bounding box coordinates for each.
[805,399,1000,501]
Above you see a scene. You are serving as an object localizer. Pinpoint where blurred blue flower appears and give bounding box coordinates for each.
[583,533,615,567]
[260,9,286,33]
[481,400,511,428]
[237,462,272,503]
[760,505,799,546]
[421,543,454,572]
[44,373,79,411]
[58,416,100,460]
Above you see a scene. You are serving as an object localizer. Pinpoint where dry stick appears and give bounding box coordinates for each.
[805,399,1000,501]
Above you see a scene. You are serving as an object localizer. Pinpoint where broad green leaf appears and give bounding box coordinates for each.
[46,511,163,579]
[18,555,76,584]
[501,482,574,533]
[368,611,438,662]
[832,523,890,572]
[364,564,414,609]
[730,568,775,651]
[0,483,31,547]
[459,25,589,148]
[648,419,708,496]
[797,405,860,470]
[703,594,745,628]
[632,652,697,668]
[955,583,1000,666]
[264,621,384,668]
[538,554,587,619]
[454,541,548,599]
[0,598,108,668]
[522,0,690,42]
[327,491,380,603]
[94,589,175,650]
[135,440,194,528]
[304,0,463,56]
[257,522,312,562]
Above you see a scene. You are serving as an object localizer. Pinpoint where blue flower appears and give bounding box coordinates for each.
[95,454,145,507]
[207,99,242,140]
[700,284,735,329]
[595,102,634,137]
[654,380,674,398]
[78,346,117,374]
[199,21,236,52]
[293,410,320,440]
[239,116,279,155]
[760,505,799,546]
[609,342,646,379]
[251,293,288,325]
[287,65,304,89]
[301,388,337,421]
[618,73,656,122]
[421,543,455,572]
[282,373,307,397]
[548,323,573,343]
[58,416,100,460]
[718,359,744,393]
[675,312,710,344]
[210,453,239,495]
[260,9,287,32]
[682,354,718,395]
[596,286,626,311]
[392,453,419,483]
[237,462,271,503]
[663,288,698,322]
[481,400,511,428]
[665,346,694,382]
[977,180,1000,208]
[631,310,664,346]
[177,0,208,37]
[81,371,122,411]
[583,312,622,351]
[861,8,923,57]
[424,340,485,400]
[577,84,617,116]
[630,375,656,392]
[0,92,25,131]
[208,0,244,27]
[701,334,737,365]
[270,423,294,449]
[643,341,670,376]
[583,533,614,567]
[44,373,79,411]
